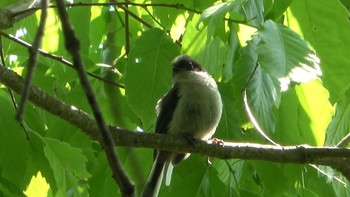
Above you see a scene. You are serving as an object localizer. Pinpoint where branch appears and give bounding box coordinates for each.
[0,0,45,29]
[1,64,350,181]
[55,1,134,196]
[0,31,125,88]
[16,0,48,121]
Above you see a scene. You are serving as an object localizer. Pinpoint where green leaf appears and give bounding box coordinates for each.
[216,83,242,140]
[246,66,281,133]
[125,28,180,130]
[289,0,350,103]
[88,152,120,196]
[196,36,228,80]
[182,17,208,57]
[196,1,245,37]
[222,23,240,82]
[213,160,243,196]
[0,93,35,190]
[265,0,293,21]
[275,80,333,146]
[0,176,25,197]
[257,20,321,85]
[239,0,265,27]
[325,86,350,146]
[43,137,90,191]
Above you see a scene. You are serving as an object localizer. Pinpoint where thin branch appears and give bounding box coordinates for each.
[116,4,153,28]
[0,35,30,140]
[55,1,135,196]
[0,31,125,89]
[143,6,169,33]
[337,132,350,148]
[242,62,259,92]
[1,64,350,180]
[14,2,201,17]
[123,0,130,54]
[16,0,48,121]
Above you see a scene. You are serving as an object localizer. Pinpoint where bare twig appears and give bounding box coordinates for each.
[0,36,30,140]
[122,0,130,54]
[55,0,135,196]
[337,132,350,148]
[1,64,350,181]
[14,2,201,17]
[0,0,44,29]
[242,62,259,92]
[16,0,48,121]
[0,31,125,88]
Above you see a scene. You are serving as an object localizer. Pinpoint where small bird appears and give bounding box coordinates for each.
[142,55,222,197]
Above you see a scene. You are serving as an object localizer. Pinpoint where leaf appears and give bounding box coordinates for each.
[325,87,350,146]
[182,17,208,56]
[275,80,333,146]
[196,1,245,37]
[125,28,180,130]
[257,20,321,85]
[265,0,293,21]
[289,0,350,103]
[0,176,26,197]
[239,0,265,27]
[43,137,90,191]
[196,36,228,80]
[0,94,35,190]
[213,160,244,196]
[246,65,281,133]
[222,23,240,82]
[216,83,242,140]
[88,152,120,196]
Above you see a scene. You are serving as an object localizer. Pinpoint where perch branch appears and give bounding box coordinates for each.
[1,64,350,181]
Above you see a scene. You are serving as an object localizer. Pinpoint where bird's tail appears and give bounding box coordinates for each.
[142,156,166,197]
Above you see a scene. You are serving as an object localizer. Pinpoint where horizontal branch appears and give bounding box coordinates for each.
[0,64,350,180]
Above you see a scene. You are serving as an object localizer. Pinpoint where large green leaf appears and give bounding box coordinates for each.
[234,36,281,134]
[125,28,180,130]
[257,20,321,86]
[0,93,37,190]
[289,0,350,103]
[43,137,90,192]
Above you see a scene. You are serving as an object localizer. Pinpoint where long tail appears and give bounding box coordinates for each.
[142,156,166,197]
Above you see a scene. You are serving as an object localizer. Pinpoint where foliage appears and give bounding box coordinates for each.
[0,0,350,196]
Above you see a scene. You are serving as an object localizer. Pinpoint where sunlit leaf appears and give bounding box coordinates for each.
[257,20,321,87]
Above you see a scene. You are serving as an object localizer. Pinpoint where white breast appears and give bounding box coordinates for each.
[168,70,222,140]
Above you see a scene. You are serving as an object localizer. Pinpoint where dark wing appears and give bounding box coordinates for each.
[155,84,179,134]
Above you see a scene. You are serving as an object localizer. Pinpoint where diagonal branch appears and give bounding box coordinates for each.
[16,0,48,121]
[55,0,135,196]
[1,64,350,181]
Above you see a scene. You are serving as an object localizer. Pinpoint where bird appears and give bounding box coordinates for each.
[141,55,222,197]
